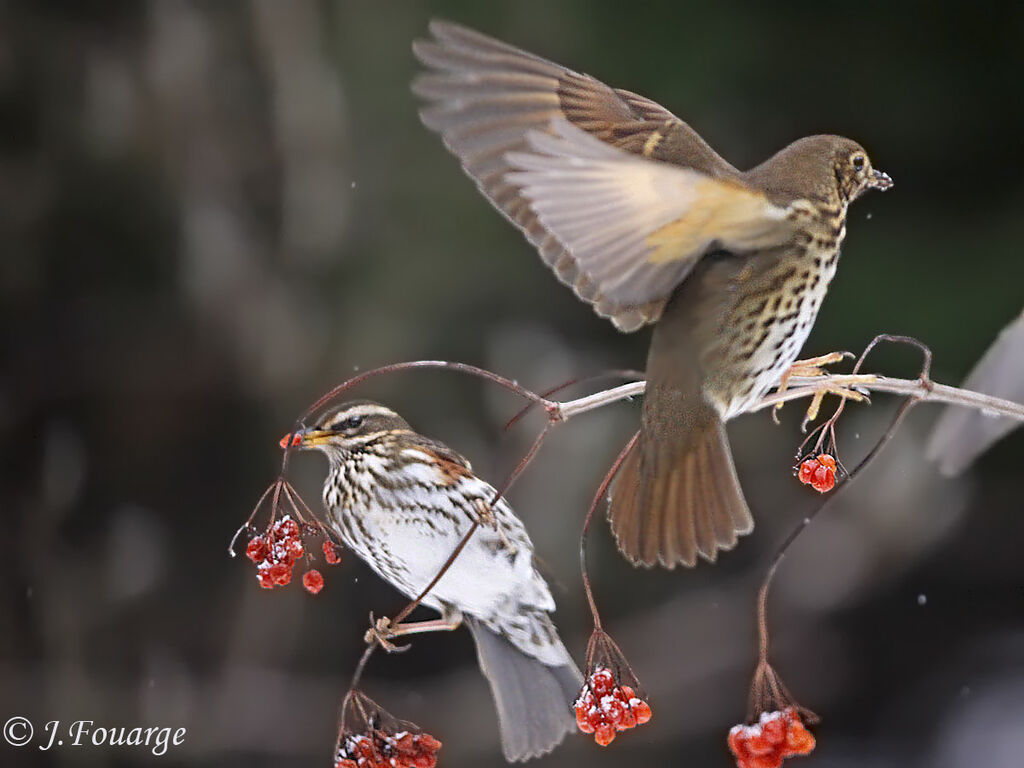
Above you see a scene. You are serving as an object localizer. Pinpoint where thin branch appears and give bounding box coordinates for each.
[579,431,639,630]
[554,374,1024,423]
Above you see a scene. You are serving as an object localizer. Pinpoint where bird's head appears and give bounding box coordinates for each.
[827,137,893,203]
[753,135,892,206]
[282,400,412,459]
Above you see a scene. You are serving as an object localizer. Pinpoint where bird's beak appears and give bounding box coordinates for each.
[279,428,332,450]
[870,169,893,191]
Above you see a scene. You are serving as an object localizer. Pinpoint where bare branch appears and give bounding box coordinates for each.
[554,374,1024,423]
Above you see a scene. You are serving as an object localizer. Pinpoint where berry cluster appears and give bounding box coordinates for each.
[245,515,341,594]
[574,667,652,746]
[797,454,837,493]
[727,708,815,768]
[335,730,442,768]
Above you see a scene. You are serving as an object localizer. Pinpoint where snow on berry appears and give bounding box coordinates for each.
[244,515,340,594]
[727,708,815,768]
[335,729,441,768]
[574,666,652,746]
[797,454,837,493]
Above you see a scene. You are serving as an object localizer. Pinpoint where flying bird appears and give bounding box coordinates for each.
[413,21,892,568]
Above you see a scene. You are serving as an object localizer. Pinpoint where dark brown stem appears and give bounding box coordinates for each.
[489,420,553,506]
[227,480,277,556]
[504,369,645,431]
[828,334,932,426]
[580,432,639,630]
[750,334,935,721]
[753,397,918,714]
[300,360,554,423]
[348,642,377,695]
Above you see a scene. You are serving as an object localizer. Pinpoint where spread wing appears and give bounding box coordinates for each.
[414,20,763,331]
[505,120,796,322]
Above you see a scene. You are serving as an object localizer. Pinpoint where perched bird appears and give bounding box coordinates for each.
[291,400,581,762]
[927,310,1024,476]
[413,21,892,568]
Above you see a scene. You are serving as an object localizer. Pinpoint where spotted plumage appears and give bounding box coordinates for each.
[293,400,581,762]
[413,21,892,569]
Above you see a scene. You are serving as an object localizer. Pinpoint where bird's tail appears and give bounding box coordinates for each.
[607,394,753,568]
[466,615,581,762]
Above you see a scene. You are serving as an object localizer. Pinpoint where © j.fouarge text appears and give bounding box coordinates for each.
[38,719,185,755]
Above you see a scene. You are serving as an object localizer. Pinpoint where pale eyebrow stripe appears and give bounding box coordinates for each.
[329,404,400,423]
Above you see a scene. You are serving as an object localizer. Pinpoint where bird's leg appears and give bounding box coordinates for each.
[772,351,874,425]
[364,608,464,652]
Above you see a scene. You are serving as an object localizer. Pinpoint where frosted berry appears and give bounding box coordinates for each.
[728,708,815,768]
[285,537,304,563]
[246,535,269,563]
[275,517,300,539]
[575,666,653,746]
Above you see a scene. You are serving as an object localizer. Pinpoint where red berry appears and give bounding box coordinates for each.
[761,714,785,745]
[246,535,270,563]
[324,540,342,565]
[811,462,835,492]
[618,704,637,730]
[590,667,614,696]
[575,705,594,733]
[257,568,276,589]
[335,760,358,768]
[603,695,625,725]
[594,722,616,746]
[303,569,324,594]
[285,538,305,563]
[728,726,746,756]
[420,733,441,752]
[275,518,300,539]
[798,459,817,484]
[744,732,775,757]
[268,562,292,586]
[817,454,837,471]
[632,699,652,725]
[783,715,815,756]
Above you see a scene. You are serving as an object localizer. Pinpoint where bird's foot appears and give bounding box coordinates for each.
[364,614,411,653]
[773,352,865,424]
[363,611,463,652]
[799,379,875,431]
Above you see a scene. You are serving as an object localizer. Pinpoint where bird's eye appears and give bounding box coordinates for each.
[852,155,866,172]
[331,414,363,431]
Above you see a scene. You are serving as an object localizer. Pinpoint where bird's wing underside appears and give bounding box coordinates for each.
[505,119,796,327]
[414,20,792,331]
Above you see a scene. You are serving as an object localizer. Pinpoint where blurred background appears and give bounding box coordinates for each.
[3,1,1023,766]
